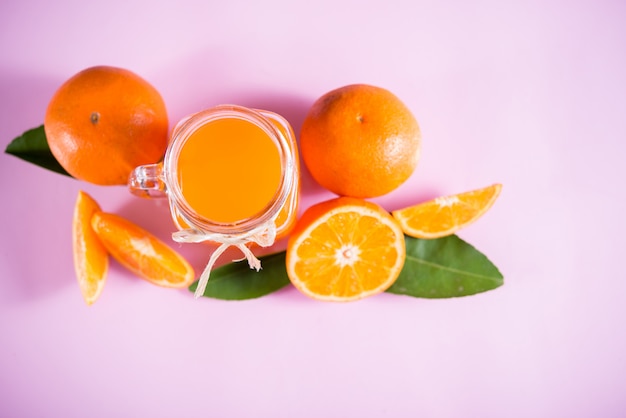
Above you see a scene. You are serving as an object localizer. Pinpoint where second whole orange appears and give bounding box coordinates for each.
[300,84,421,198]
[44,66,169,185]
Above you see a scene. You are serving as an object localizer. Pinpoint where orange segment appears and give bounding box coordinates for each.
[73,191,108,305]
[286,197,405,302]
[91,212,195,288]
[392,183,502,239]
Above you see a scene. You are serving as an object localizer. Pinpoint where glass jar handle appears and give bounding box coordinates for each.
[128,163,167,198]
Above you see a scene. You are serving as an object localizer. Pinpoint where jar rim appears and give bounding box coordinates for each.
[163,104,295,235]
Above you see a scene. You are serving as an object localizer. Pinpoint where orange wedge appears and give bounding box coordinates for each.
[286,197,405,302]
[91,212,195,288]
[73,191,109,305]
[392,183,502,239]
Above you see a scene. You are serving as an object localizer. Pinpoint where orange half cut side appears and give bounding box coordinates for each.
[286,197,406,302]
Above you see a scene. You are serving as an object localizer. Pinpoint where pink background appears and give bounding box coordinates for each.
[1,0,625,417]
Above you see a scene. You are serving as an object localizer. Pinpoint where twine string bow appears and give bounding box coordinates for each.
[172,221,277,298]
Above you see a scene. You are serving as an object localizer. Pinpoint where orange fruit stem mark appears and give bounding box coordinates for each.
[392,183,502,239]
[91,212,195,288]
[286,197,406,302]
[73,191,109,305]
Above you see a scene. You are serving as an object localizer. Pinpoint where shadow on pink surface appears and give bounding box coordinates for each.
[0,160,75,305]
[0,71,62,141]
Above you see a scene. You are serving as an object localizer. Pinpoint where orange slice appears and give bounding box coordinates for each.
[91,212,195,288]
[286,197,406,302]
[392,183,502,239]
[73,190,109,305]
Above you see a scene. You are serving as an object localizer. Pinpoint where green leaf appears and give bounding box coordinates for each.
[190,235,502,301]
[189,252,291,300]
[387,234,503,298]
[5,125,72,177]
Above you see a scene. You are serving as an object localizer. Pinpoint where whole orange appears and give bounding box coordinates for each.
[44,66,169,185]
[300,84,421,198]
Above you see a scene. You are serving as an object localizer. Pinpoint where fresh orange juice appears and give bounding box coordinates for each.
[177,118,282,224]
[129,105,300,294]
[129,105,300,241]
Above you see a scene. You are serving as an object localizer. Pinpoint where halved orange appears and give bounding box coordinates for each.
[91,212,195,288]
[73,190,109,305]
[392,183,502,239]
[286,197,406,302]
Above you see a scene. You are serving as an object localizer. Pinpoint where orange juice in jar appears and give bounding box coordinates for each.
[129,105,300,296]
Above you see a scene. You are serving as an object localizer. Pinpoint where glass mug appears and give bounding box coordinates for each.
[128,105,300,297]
